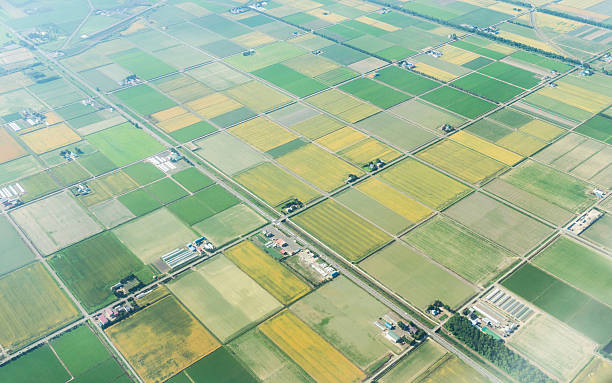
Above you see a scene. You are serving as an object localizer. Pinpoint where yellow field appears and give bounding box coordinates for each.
[484,41,516,55]
[278,144,363,192]
[550,3,608,21]
[186,93,242,118]
[497,31,556,53]
[260,311,364,383]
[417,140,507,184]
[355,16,399,31]
[21,123,81,154]
[232,31,276,48]
[496,132,546,156]
[451,131,523,165]
[234,162,320,207]
[291,114,345,139]
[284,54,339,77]
[157,113,201,133]
[537,81,611,114]
[120,19,147,35]
[533,12,584,33]
[227,81,292,113]
[429,26,462,37]
[573,357,612,383]
[225,241,310,305]
[0,130,26,163]
[151,106,188,122]
[488,2,526,15]
[307,8,348,23]
[357,178,432,223]
[558,0,603,8]
[229,117,297,152]
[44,112,63,125]
[414,63,458,82]
[339,0,378,11]
[276,0,321,11]
[340,138,401,166]
[306,89,380,123]
[316,126,367,152]
[438,46,480,65]
[175,2,210,16]
[106,295,220,383]
[519,120,564,141]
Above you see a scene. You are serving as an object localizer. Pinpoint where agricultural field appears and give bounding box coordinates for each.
[195,133,266,175]
[412,354,490,383]
[0,129,26,163]
[192,204,267,246]
[293,199,392,262]
[361,241,477,310]
[0,214,35,275]
[582,213,612,249]
[451,73,524,103]
[0,262,80,351]
[573,358,612,383]
[228,117,298,152]
[291,276,399,370]
[20,124,81,154]
[170,347,258,383]
[420,86,497,119]
[306,89,380,123]
[379,340,447,383]
[106,295,220,383]
[0,344,70,383]
[259,311,365,383]
[168,255,281,342]
[225,240,310,305]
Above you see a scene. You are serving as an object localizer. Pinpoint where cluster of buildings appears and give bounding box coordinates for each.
[120,74,141,86]
[162,237,215,270]
[70,183,91,197]
[0,182,25,209]
[281,199,303,214]
[263,230,299,256]
[346,173,360,183]
[110,276,142,298]
[440,124,455,133]
[297,249,339,280]
[146,152,182,173]
[567,208,603,235]
[426,49,442,59]
[398,60,416,70]
[367,159,386,171]
[96,302,133,328]
[373,314,417,345]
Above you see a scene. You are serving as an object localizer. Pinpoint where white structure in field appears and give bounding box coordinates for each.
[567,209,603,235]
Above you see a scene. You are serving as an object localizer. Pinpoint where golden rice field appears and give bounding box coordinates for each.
[20,123,81,154]
[496,132,546,156]
[307,8,347,23]
[229,117,298,152]
[0,130,26,163]
[316,126,367,152]
[259,311,365,383]
[306,89,380,123]
[340,138,402,166]
[451,131,523,165]
[417,140,507,184]
[357,178,432,223]
[277,144,363,192]
[487,2,526,14]
[232,31,276,48]
[291,114,344,139]
[524,12,584,33]
[227,81,292,113]
[186,93,242,118]
[438,46,480,66]
[519,120,565,141]
[151,106,188,122]
[106,296,220,383]
[157,113,202,133]
[234,162,320,207]
[225,241,311,305]
[44,111,63,125]
[538,82,611,114]
[413,63,457,82]
[378,159,472,210]
[284,54,340,77]
[355,15,399,31]
[497,31,555,53]
[293,199,391,262]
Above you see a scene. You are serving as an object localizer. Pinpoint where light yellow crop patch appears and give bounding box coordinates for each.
[157,113,201,133]
[232,31,276,48]
[21,123,81,154]
[229,117,297,152]
[355,16,399,32]
[307,8,347,23]
[186,93,242,118]
[519,120,565,141]
[340,138,401,166]
[558,0,603,9]
[284,54,339,77]
[452,131,524,165]
[151,106,188,122]
[413,63,458,82]
[175,2,211,16]
[44,111,63,125]
[533,12,584,33]
[316,126,367,152]
[550,4,608,21]
[497,31,556,53]
[439,46,480,65]
[357,178,432,223]
[496,131,546,156]
[538,82,611,114]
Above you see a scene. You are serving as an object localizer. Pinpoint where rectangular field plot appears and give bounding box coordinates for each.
[502,263,612,344]
[20,123,81,154]
[390,99,466,131]
[0,214,35,275]
[235,162,320,207]
[195,133,266,175]
[478,61,541,89]
[0,262,80,351]
[111,49,175,80]
[451,73,524,103]
[0,344,70,383]
[403,216,516,286]
[509,315,595,381]
[0,129,26,164]
[582,213,612,249]
[225,41,306,72]
[361,241,476,309]
[228,117,297,152]
[379,340,447,383]
[106,295,220,383]
[575,115,612,144]
[113,85,177,116]
[533,237,612,306]
[253,63,327,97]
[572,358,612,383]
[289,113,344,139]
[291,276,400,370]
[113,208,195,264]
[11,191,102,255]
[409,353,489,383]
[225,240,310,305]
[306,89,381,123]
[50,231,153,312]
[376,66,439,96]
[168,255,281,342]
[226,81,293,113]
[416,140,507,185]
[172,347,258,383]
[444,192,553,255]
[228,329,315,383]
[450,130,523,166]
[339,78,411,109]
[277,144,363,192]
[356,112,436,152]
[259,311,365,383]
[293,199,392,262]
[340,138,402,167]
[421,86,497,119]
[357,177,432,223]
[378,159,472,210]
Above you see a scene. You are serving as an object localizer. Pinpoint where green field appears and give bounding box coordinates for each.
[180,348,258,383]
[253,63,327,97]
[113,85,177,115]
[168,255,281,342]
[376,66,439,95]
[0,262,80,351]
[51,231,154,312]
[380,340,447,383]
[444,192,553,255]
[50,161,90,187]
[291,276,398,370]
[451,73,524,103]
[118,189,162,217]
[123,162,164,185]
[339,78,411,109]
[51,325,113,377]
[479,61,540,88]
[403,216,516,285]
[582,213,612,249]
[502,263,612,344]
[111,49,175,80]
[0,344,70,383]
[225,41,306,72]
[229,329,315,383]
[169,184,238,225]
[421,86,497,119]
[509,51,573,72]
[293,199,392,262]
[192,204,267,246]
[87,123,165,167]
[533,237,612,305]
[18,171,60,202]
[0,214,35,275]
[361,241,476,309]
[575,115,612,144]
[171,167,214,192]
[78,152,117,176]
[143,178,188,204]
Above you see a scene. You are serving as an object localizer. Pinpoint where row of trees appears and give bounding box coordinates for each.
[444,315,554,383]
